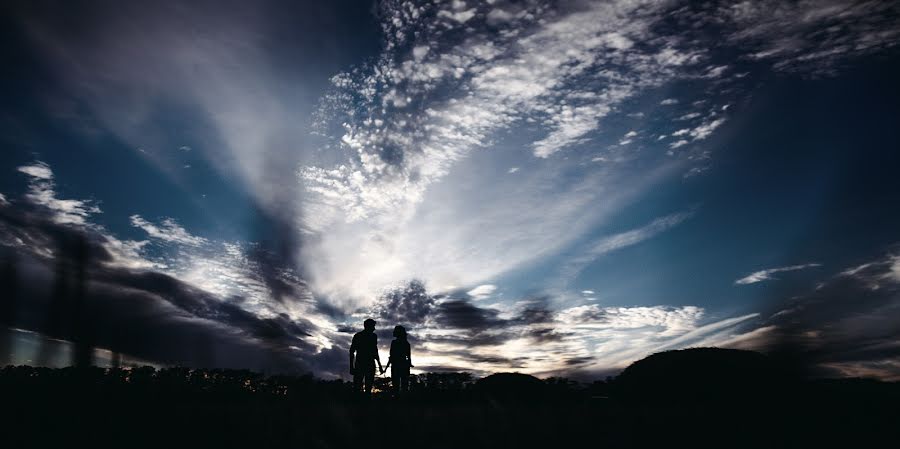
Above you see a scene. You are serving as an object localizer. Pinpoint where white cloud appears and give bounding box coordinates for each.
[438,8,477,23]
[411,45,429,61]
[17,161,102,226]
[486,8,517,24]
[507,167,519,174]
[303,0,712,226]
[619,130,638,145]
[17,162,53,179]
[581,290,595,295]
[299,0,716,305]
[0,193,8,206]
[690,118,726,140]
[669,139,689,149]
[129,215,208,247]
[703,65,729,78]
[559,304,703,335]
[467,284,498,300]
[660,98,679,105]
[735,263,822,285]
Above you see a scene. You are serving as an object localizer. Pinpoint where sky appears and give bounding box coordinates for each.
[1,0,900,380]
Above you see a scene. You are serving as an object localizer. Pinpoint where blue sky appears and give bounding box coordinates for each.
[1,0,900,380]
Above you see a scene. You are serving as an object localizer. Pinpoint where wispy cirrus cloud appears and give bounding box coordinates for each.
[130,215,207,247]
[557,209,696,287]
[735,263,822,285]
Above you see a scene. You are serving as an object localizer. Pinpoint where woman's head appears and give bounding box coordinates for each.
[393,325,407,339]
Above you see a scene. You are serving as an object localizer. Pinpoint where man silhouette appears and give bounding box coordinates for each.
[349,318,382,394]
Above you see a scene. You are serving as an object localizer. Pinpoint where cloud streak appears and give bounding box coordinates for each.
[557,209,695,287]
[130,215,207,247]
[735,263,822,285]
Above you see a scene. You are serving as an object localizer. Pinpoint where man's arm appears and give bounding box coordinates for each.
[349,336,357,374]
[407,341,413,367]
[383,341,393,374]
[374,335,383,372]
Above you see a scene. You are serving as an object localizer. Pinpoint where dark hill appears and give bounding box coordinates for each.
[474,372,545,401]
[615,348,783,403]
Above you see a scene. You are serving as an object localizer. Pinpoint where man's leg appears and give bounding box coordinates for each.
[353,371,364,393]
[364,369,375,394]
[392,373,401,396]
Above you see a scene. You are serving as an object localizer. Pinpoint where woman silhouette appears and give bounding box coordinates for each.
[382,325,413,395]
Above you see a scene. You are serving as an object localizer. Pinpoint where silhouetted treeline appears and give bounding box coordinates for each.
[0,365,602,403]
[2,349,899,448]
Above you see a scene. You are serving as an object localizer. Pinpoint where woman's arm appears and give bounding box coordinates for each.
[407,342,413,367]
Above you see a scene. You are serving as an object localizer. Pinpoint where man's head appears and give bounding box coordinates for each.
[363,318,376,331]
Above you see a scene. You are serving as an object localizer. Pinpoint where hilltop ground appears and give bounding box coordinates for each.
[1,348,897,448]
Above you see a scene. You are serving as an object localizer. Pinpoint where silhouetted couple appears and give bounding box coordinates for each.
[349,319,413,396]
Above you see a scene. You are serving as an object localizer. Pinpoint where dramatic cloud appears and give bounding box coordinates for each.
[4,0,899,379]
[1,162,341,375]
[759,253,900,380]
[735,263,822,285]
[412,297,763,377]
[303,0,719,226]
[371,280,435,326]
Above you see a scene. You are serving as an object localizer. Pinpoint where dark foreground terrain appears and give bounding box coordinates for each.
[2,349,898,448]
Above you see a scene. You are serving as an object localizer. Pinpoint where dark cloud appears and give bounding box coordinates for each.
[371,279,435,326]
[0,202,318,373]
[530,327,567,343]
[433,299,505,331]
[760,254,900,378]
[421,331,513,348]
[564,356,594,366]
[419,298,565,356]
[512,297,555,325]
